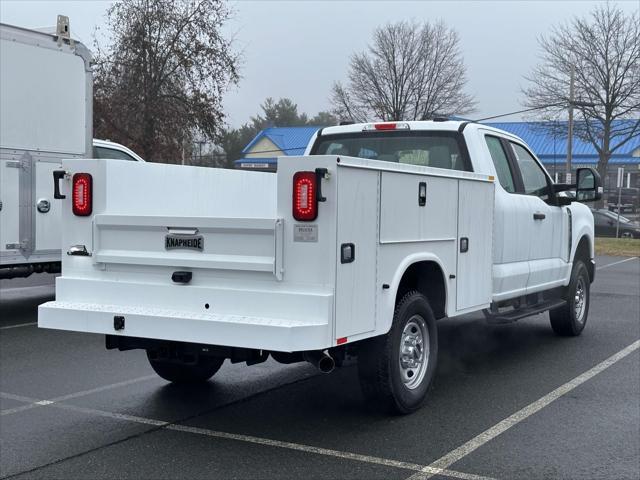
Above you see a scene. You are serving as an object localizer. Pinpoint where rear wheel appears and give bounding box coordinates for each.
[146,351,224,383]
[357,291,438,414]
[549,260,590,336]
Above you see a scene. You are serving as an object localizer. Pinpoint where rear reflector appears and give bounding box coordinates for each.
[336,337,348,345]
[363,122,411,131]
[72,173,92,216]
[293,171,318,221]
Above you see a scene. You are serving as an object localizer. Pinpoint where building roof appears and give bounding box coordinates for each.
[237,121,640,166]
[486,120,640,159]
[242,126,323,156]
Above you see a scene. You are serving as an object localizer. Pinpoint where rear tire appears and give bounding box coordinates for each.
[146,351,224,383]
[357,291,438,414]
[549,260,590,336]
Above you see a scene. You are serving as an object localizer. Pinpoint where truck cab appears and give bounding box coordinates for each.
[306,121,597,304]
[38,120,601,414]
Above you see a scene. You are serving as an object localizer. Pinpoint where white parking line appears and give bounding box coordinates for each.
[0,322,38,330]
[49,374,158,402]
[0,391,495,480]
[597,256,639,270]
[55,402,170,427]
[0,374,157,416]
[406,340,640,480]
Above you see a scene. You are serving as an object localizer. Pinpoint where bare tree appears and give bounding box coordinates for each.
[93,0,239,162]
[331,21,475,122]
[523,4,640,184]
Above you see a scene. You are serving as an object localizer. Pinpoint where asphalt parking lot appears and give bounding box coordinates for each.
[1,255,638,480]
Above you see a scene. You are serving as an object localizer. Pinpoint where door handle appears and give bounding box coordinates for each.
[53,170,66,199]
[533,212,546,220]
[418,182,427,206]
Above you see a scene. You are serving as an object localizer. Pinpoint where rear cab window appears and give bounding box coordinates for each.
[310,131,471,172]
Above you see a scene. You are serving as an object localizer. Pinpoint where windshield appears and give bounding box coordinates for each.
[602,210,631,223]
[311,132,470,172]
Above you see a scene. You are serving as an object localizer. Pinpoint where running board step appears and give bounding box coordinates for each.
[484,299,567,324]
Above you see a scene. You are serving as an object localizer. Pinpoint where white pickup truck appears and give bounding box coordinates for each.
[39,120,602,414]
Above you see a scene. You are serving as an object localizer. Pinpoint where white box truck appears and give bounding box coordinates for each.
[0,19,143,280]
[39,120,602,413]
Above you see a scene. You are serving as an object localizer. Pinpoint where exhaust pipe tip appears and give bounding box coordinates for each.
[304,351,335,374]
[317,354,335,374]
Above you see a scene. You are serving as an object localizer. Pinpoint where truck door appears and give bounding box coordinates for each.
[507,141,567,292]
[483,134,531,302]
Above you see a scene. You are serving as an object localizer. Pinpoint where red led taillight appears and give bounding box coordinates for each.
[72,173,92,216]
[292,171,318,221]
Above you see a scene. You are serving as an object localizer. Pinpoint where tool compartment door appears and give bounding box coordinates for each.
[379,172,457,243]
[456,180,494,311]
[335,167,379,339]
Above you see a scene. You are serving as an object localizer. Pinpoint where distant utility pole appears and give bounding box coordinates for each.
[565,65,596,184]
[566,66,574,184]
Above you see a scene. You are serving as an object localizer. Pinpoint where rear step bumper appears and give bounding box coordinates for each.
[39,301,330,352]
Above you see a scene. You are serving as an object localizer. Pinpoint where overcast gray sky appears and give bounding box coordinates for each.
[1,0,638,127]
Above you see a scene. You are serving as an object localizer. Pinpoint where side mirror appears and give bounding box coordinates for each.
[575,167,602,202]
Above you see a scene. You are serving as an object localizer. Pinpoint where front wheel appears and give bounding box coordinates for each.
[146,351,224,383]
[549,260,590,336]
[357,291,438,414]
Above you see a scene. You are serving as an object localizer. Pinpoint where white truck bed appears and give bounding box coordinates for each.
[39,156,494,352]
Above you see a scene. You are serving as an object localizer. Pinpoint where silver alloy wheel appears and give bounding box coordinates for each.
[399,315,429,389]
[574,277,587,324]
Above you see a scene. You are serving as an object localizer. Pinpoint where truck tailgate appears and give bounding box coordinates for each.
[92,214,283,278]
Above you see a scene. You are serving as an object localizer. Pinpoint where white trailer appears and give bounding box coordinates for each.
[0,19,143,280]
[39,120,602,413]
[0,19,91,278]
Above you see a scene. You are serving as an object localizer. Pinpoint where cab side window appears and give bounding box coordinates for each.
[510,142,549,199]
[485,136,516,193]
